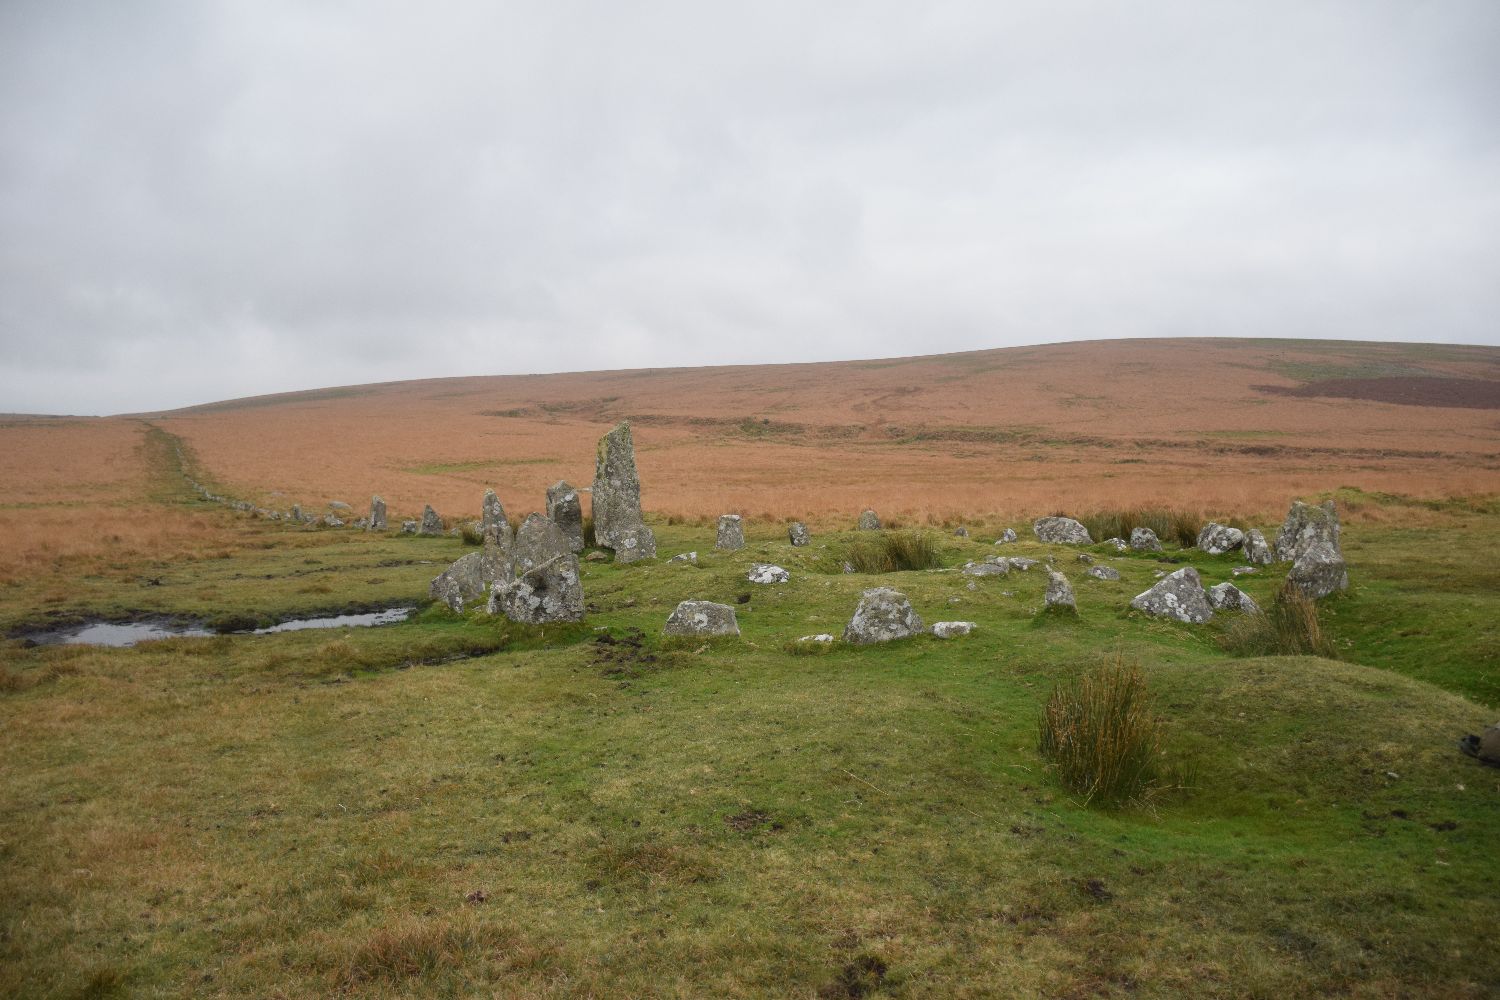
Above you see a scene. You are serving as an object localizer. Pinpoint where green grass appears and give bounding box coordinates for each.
[1077,508,1204,547]
[1,498,1497,997]
[1220,583,1338,659]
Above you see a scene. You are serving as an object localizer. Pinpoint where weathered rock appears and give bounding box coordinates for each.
[668,551,698,565]
[1044,570,1076,611]
[1006,557,1040,571]
[1105,537,1129,552]
[592,422,657,562]
[962,560,1008,577]
[1243,528,1273,566]
[747,563,789,584]
[1287,524,1349,599]
[488,513,584,624]
[1232,566,1258,576]
[400,519,418,534]
[716,514,745,551]
[953,526,969,538]
[997,528,1018,544]
[662,600,740,638]
[1207,582,1260,614]
[1130,567,1214,623]
[418,505,444,536]
[1129,527,1162,552]
[1197,522,1245,555]
[1077,553,1094,564]
[545,482,584,553]
[931,621,976,639]
[788,521,810,546]
[797,633,835,644]
[481,490,514,553]
[1087,565,1121,581]
[430,550,488,613]
[368,495,387,531]
[1033,516,1092,545]
[842,587,923,644]
[1275,500,1340,562]
[857,510,881,531]
[322,514,345,527]
[1460,722,1500,765]
[328,500,352,512]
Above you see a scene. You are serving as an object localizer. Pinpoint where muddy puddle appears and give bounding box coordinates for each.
[18,607,415,648]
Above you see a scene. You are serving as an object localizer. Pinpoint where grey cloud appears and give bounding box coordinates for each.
[2,0,1497,413]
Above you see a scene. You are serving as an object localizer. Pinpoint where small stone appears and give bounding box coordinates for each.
[931,621,976,638]
[1033,516,1092,545]
[544,481,584,553]
[842,587,923,644]
[747,563,789,584]
[1044,570,1076,611]
[401,519,418,534]
[857,510,881,531]
[716,514,745,551]
[1006,557,1040,571]
[668,551,698,565]
[322,514,344,527]
[1130,567,1214,623]
[1197,522,1245,555]
[996,528,1018,544]
[584,551,609,562]
[1129,527,1162,552]
[1231,566,1258,577]
[962,560,1008,577]
[418,505,444,536]
[953,526,969,538]
[1207,581,1260,613]
[1105,537,1129,552]
[788,521,811,546]
[797,633,834,644]
[1077,553,1094,564]
[663,600,740,638]
[1087,565,1121,581]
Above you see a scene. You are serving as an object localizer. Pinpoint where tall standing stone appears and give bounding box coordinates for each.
[418,505,444,536]
[488,513,584,624]
[481,490,512,550]
[368,495,387,531]
[1044,570,1077,612]
[591,422,656,563]
[1275,500,1340,562]
[788,521,811,546]
[716,514,745,551]
[546,481,585,553]
[1243,528,1273,566]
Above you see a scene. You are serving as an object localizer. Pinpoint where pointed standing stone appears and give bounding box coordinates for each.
[418,505,443,536]
[481,489,512,550]
[857,510,881,531]
[488,514,584,624]
[592,422,656,563]
[546,481,584,553]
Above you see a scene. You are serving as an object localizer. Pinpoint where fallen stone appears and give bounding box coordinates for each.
[1044,570,1076,611]
[797,633,835,644]
[1130,527,1162,552]
[962,560,1008,577]
[430,550,488,613]
[1077,553,1094,564]
[857,510,881,531]
[418,505,444,536]
[1243,528,1273,565]
[1087,565,1121,581]
[488,513,584,624]
[1197,522,1245,555]
[716,514,745,551]
[322,514,344,527]
[592,422,657,562]
[1105,537,1129,552]
[1033,516,1092,545]
[931,621,976,639]
[996,528,1018,544]
[663,601,740,638]
[1232,566,1258,577]
[668,551,698,565]
[747,563,789,584]
[1207,581,1260,613]
[368,495,388,531]
[788,521,811,546]
[545,481,584,553]
[584,551,609,562]
[843,587,923,644]
[1006,557,1040,571]
[1130,567,1214,623]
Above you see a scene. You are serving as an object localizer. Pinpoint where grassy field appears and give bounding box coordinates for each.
[1,448,1497,997]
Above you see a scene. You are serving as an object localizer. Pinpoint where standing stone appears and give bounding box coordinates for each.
[1129,527,1162,552]
[1197,522,1245,555]
[429,551,488,613]
[1275,500,1340,562]
[1243,528,1273,566]
[788,522,811,546]
[418,505,444,536]
[1287,519,1349,599]
[1033,516,1093,545]
[1129,567,1215,623]
[488,513,584,624]
[996,528,1018,544]
[843,587,923,644]
[716,514,745,551]
[663,601,740,638]
[1044,570,1076,612]
[481,490,514,552]
[592,422,656,562]
[1207,582,1260,614]
[368,495,388,531]
[857,510,881,531]
[545,481,584,553]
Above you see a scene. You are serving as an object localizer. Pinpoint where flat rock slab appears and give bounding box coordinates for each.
[747,563,790,584]
[931,621,976,639]
[962,561,1008,577]
[1087,565,1121,581]
[663,600,740,637]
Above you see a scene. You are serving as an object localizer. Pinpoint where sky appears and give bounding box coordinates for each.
[2,1,1497,415]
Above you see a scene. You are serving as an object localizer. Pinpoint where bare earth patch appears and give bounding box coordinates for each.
[1256,376,1500,409]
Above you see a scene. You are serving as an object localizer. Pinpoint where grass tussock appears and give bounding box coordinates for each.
[1220,583,1338,658]
[1078,508,1203,547]
[1038,655,1170,807]
[841,530,943,573]
[320,915,541,988]
[459,523,484,546]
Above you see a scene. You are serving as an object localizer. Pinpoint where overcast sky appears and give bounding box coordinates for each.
[2,1,1497,414]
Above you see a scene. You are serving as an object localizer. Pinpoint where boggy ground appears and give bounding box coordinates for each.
[1,458,1497,997]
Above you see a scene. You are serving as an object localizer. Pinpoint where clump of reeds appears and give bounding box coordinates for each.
[1219,582,1337,658]
[842,530,942,573]
[1038,655,1167,807]
[1077,508,1202,547]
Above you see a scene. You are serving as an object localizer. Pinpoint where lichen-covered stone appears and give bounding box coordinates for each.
[1087,565,1121,581]
[1130,567,1214,623]
[996,528,1018,544]
[1033,516,1092,545]
[545,481,584,553]
[1197,522,1245,555]
[1243,528,1273,566]
[953,526,969,538]
[857,510,881,531]
[931,621,975,639]
[668,551,698,565]
[430,550,488,613]
[788,521,810,546]
[1207,581,1260,614]
[962,560,1008,577]
[716,514,745,551]
[1287,526,1349,599]
[481,490,514,553]
[663,601,739,638]
[1129,527,1162,552]
[368,495,387,531]
[488,513,584,624]
[747,563,789,584]
[843,587,923,644]
[1044,570,1076,611]
[418,505,444,536]
[400,519,418,534]
[1104,537,1129,552]
[592,422,656,561]
[1005,557,1040,571]
[1275,500,1340,562]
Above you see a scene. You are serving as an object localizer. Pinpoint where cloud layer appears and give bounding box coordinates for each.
[2,1,1497,413]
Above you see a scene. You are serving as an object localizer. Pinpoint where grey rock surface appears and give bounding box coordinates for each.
[931,621,976,638]
[400,519,418,534]
[1044,570,1076,611]
[1129,527,1162,552]
[1207,581,1260,613]
[1087,565,1121,581]
[857,509,881,531]
[716,514,745,551]
[1197,522,1245,555]
[368,495,387,531]
[489,513,584,624]
[747,563,789,584]
[997,528,1018,544]
[1006,557,1040,571]
[668,551,698,565]
[545,481,584,553]
[418,505,444,536]
[962,560,1008,577]
[843,587,923,644]
[592,422,656,561]
[662,600,740,638]
[788,521,811,546]
[481,490,514,553]
[1243,528,1273,565]
[1276,500,1340,562]
[1287,526,1349,599]
[430,550,488,613]
[953,526,969,538]
[1130,567,1214,623]
[1105,537,1129,552]
[1033,516,1092,545]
